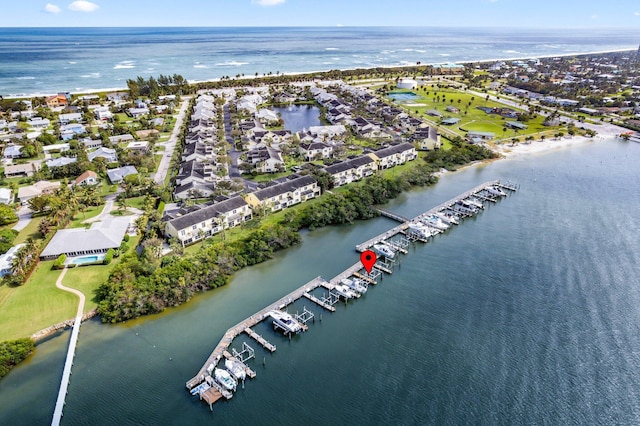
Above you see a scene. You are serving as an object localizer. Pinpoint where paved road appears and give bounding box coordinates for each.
[153,96,192,185]
[51,268,85,426]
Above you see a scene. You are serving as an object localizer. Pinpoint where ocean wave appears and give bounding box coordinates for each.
[503,50,521,54]
[215,61,249,67]
[194,64,209,69]
[439,53,450,57]
[15,76,36,80]
[325,47,340,51]
[68,61,77,64]
[80,72,101,78]
[114,60,136,70]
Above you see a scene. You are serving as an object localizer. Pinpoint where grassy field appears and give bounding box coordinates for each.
[13,216,45,244]
[0,261,76,341]
[388,86,560,141]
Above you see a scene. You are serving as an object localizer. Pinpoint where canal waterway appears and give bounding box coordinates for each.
[1,139,640,425]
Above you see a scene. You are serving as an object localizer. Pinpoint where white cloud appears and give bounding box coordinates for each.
[68,1,99,12]
[635,11,640,16]
[590,13,599,20]
[251,0,285,6]
[44,3,61,13]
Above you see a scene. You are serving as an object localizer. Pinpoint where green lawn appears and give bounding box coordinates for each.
[13,216,45,244]
[0,236,140,340]
[68,205,104,228]
[0,262,76,341]
[388,86,561,141]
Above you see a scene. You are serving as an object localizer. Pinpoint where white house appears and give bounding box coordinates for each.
[0,188,13,204]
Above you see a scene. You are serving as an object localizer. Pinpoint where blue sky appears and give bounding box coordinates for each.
[4,0,640,27]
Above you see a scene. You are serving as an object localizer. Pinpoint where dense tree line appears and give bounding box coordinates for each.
[126,74,193,99]
[0,338,34,379]
[96,224,301,322]
[96,142,498,322]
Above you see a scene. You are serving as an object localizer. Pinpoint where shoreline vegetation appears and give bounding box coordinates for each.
[95,143,498,323]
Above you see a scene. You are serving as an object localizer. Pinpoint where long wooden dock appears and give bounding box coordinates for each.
[355,180,501,252]
[186,179,517,406]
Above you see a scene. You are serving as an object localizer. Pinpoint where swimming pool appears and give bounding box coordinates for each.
[71,255,104,265]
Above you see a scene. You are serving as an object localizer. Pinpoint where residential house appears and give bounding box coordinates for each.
[74,170,99,186]
[40,217,131,260]
[45,157,77,168]
[0,244,26,276]
[244,175,320,212]
[3,145,23,159]
[88,147,118,163]
[0,188,13,204]
[307,125,348,139]
[17,180,61,204]
[164,196,252,246]
[299,141,333,161]
[409,126,441,151]
[94,106,113,121]
[173,181,217,200]
[106,166,138,184]
[60,123,86,141]
[322,155,375,187]
[245,147,285,173]
[81,138,103,150]
[128,107,150,118]
[26,117,50,129]
[126,141,150,154]
[256,108,279,124]
[46,94,69,108]
[58,113,83,125]
[4,163,38,178]
[108,134,134,144]
[368,142,417,170]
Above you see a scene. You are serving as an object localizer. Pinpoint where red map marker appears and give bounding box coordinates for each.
[360,250,377,274]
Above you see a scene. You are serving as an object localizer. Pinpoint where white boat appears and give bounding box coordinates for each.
[268,310,302,334]
[214,368,237,391]
[486,185,507,197]
[435,211,458,226]
[465,197,484,209]
[422,215,449,231]
[225,359,246,381]
[454,202,477,215]
[458,200,480,212]
[190,381,211,396]
[342,277,367,294]
[407,222,432,239]
[443,209,462,223]
[333,283,357,299]
[373,243,395,259]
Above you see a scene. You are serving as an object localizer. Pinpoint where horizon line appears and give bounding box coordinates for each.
[2,25,640,30]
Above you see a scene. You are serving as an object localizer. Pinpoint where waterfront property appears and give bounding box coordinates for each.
[186,180,518,409]
[0,244,26,276]
[40,217,131,260]
[164,196,253,246]
[322,155,376,187]
[244,175,321,212]
[367,142,417,169]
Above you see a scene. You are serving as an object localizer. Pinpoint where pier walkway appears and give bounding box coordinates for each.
[186,276,327,389]
[52,269,84,426]
[186,180,517,405]
[355,180,500,252]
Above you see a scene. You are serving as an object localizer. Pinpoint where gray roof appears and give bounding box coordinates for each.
[46,157,77,168]
[107,166,138,183]
[167,196,248,230]
[88,147,117,162]
[40,217,130,258]
[323,155,374,175]
[251,175,316,201]
[373,142,415,159]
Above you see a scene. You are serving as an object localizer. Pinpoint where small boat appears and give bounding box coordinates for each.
[190,381,211,396]
[454,202,477,215]
[333,283,357,299]
[342,277,367,294]
[435,211,458,226]
[214,368,237,391]
[373,243,395,259]
[464,197,484,209]
[407,222,432,239]
[458,200,480,212]
[486,186,507,197]
[422,215,449,231]
[268,310,302,334]
[443,209,462,223]
[225,359,246,381]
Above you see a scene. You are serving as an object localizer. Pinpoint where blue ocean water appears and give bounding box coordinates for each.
[1,26,639,96]
[1,139,640,425]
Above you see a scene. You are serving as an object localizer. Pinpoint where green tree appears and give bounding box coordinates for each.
[0,204,18,226]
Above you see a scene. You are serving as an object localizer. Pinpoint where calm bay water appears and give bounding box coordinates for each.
[1,27,640,96]
[1,139,639,425]
[273,105,321,133]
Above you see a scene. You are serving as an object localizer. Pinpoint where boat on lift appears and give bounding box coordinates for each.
[486,185,507,197]
[268,310,303,334]
[422,215,449,231]
[435,211,458,226]
[333,283,357,299]
[214,368,237,391]
[373,243,396,259]
[225,359,246,381]
[464,197,484,209]
[341,277,367,294]
[407,222,433,239]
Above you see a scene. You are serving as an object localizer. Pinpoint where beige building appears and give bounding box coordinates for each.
[244,176,320,212]
[367,142,417,170]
